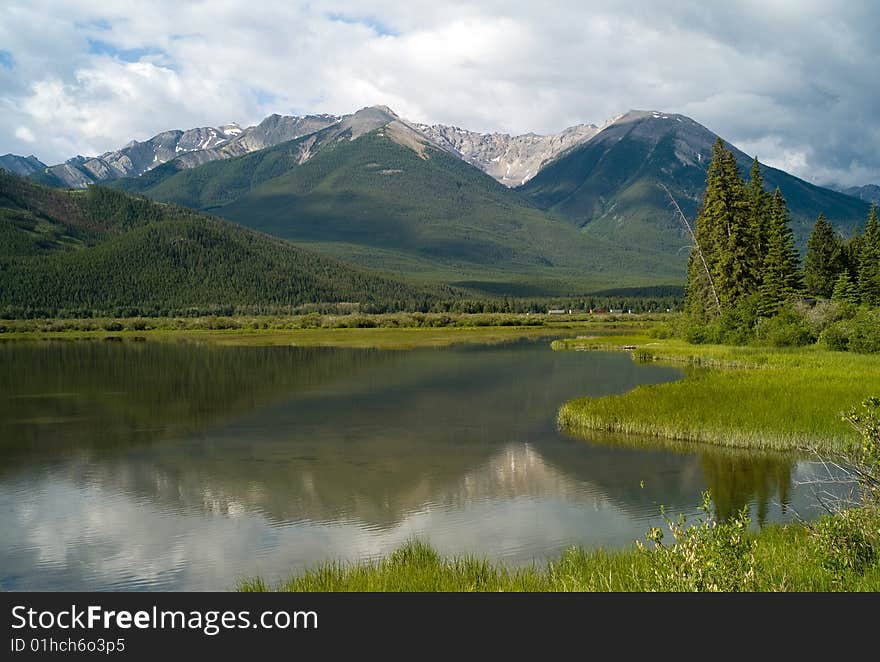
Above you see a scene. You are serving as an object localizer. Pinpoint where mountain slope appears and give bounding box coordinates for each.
[31,125,245,189]
[112,108,682,294]
[843,184,880,205]
[522,110,872,252]
[0,172,442,315]
[28,114,342,190]
[0,154,47,177]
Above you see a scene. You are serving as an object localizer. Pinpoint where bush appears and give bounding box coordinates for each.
[820,309,880,353]
[718,294,762,345]
[647,323,673,339]
[753,305,815,347]
[811,508,879,578]
[848,310,880,354]
[798,299,855,335]
[820,319,853,351]
[638,492,758,592]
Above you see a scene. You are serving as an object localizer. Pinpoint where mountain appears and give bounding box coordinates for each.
[26,111,603,192]
[0,172,442,315]
[29,115,343,190]
[522,110,872,253]
[35,103,864,295]
[413,121,609,186]
[32,125,244,188]
[110,106,682,295]
[0,154,47,177]
[842,184,880,205]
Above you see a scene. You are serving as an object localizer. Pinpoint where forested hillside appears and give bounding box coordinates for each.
[0,173,446,316]
[112,127,683,295]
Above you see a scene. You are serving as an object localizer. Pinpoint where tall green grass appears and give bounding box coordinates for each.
[554,336,880,451]
[238,525,880,592]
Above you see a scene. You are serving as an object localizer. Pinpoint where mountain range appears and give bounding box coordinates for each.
[1,105,875,298]
[841,184,880,205]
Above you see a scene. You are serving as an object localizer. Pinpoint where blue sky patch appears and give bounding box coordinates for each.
[325,12,398,37]
[87,38,166,63]
[253,88,278,106]
[0,51,14,70]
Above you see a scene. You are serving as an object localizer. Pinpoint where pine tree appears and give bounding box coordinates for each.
[804,213,844,297]
[686,139,756,313]
[715,146,754,306]
[746,157,771,277]
[859,204,880,306]
[832,272,860,304]
[685,139,726,317]
[758,188,801,315]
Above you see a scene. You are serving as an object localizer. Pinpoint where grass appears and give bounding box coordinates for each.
[238,524,880,592]
[553,335,880,451]
[0,314,659,348]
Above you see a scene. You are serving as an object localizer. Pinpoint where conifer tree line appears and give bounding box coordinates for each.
[685,138,880,321]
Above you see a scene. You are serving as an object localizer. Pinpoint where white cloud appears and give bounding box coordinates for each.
[14,125,34,142]
[0,0,878,186]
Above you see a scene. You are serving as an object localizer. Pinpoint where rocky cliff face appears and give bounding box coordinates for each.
[35,116,344,188]
[414,122,605,186]
[39,125,244,188]
[26,108,616,190]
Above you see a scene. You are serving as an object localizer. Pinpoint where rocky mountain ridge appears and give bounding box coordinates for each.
[17,107,617,189]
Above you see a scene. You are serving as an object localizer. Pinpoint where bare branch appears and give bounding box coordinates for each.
[661,183,720,314]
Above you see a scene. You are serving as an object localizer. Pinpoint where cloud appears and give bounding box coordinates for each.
[14,126,34,142]
[0,0,878,186]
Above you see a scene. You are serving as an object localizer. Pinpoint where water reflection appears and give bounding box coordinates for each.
[0,338,830,590]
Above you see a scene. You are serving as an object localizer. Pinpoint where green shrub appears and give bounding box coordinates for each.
[820,309,880,353]
[754,306,815,347]
[848,310,880,354]
[811,508,879,578]
[638,492,758,592]
[820,320,853,351]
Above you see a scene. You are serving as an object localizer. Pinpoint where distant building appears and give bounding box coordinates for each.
[548,309,566,314]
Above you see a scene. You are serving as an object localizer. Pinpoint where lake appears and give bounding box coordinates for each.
[0,336,834,590]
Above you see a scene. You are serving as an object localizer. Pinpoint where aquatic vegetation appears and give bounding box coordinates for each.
[239,509,880,592]
[554,336,880,451]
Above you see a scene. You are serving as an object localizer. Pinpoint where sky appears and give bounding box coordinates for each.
[1,0,878,187]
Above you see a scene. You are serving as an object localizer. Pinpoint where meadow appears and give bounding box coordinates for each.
[553,335,880,452]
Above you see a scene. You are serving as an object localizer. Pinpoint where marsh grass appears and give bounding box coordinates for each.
[239,520,880,592]
[0,314,657,348]
[554,336,880,451]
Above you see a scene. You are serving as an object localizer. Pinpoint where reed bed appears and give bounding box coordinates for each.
[238,531,880,592]
[554,336,880,451]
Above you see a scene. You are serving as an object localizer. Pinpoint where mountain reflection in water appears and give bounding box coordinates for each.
[0,338,827,590]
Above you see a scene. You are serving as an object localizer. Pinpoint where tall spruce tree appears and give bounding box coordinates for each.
[844,229,863,282]
[758,188,801,315]
[685,139,726,318]
[859,204,880,306]
[804,213,844,297]
[715,146,755,306]
[746,157,771,279]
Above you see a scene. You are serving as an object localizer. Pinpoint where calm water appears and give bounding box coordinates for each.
[0,337,834,590]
